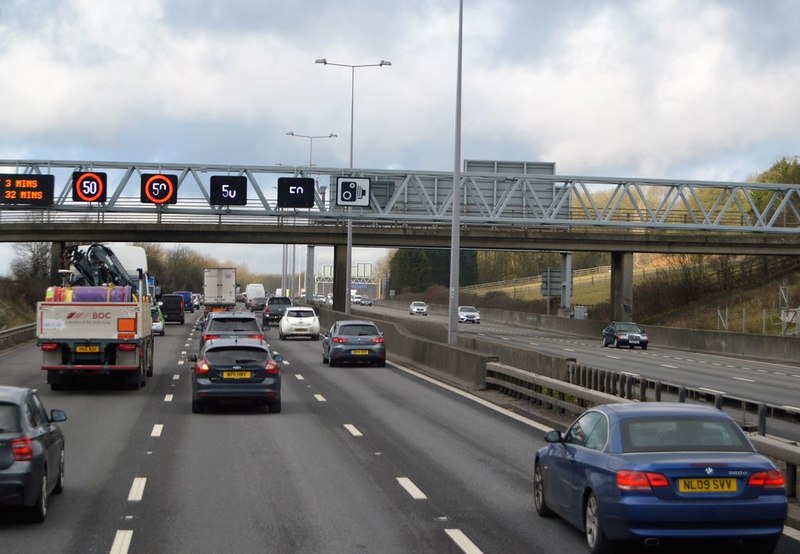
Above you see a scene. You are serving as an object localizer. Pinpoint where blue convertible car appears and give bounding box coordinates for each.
[534,403,787,554]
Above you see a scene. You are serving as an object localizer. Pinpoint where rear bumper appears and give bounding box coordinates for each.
[600,493,787,541]
[192,379,281,403]
[0,462,39,507]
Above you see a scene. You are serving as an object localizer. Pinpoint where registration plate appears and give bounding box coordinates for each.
[222,371,251,379]
[351,350,370,356]
[678,478,737,493]
[75,345,100,353]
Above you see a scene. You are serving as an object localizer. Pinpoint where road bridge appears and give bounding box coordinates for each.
[2,159,799,317]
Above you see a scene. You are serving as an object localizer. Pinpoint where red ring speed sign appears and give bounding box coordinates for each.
[72,172,107,202]
[141,174,177,204]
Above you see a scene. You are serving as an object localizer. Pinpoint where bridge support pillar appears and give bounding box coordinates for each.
[332,243,348,312]
[610,251,634,321]
[50,241,65,283]
[305,246,315,303]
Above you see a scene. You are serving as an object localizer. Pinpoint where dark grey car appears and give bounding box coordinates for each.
[189,338,283,414]
[322,320,386,367]
[0,386,67,522]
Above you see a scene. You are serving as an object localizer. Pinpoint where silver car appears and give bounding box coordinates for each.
[409,301,428,316]
[458,305,480,323]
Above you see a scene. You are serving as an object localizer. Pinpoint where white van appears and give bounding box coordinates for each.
[244,283,266,302]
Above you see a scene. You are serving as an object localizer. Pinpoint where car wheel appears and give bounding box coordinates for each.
[191,399,204,414]
[322,349,329,364]
[742,536,780,554]
[602,338,608,347]
[28,471,47,523]
[269,400,282,414]
[641,344,648,350]
[376,360,386,367]
[613,338,621,349]
[585,493,613,554]
[279,332,285,341]
[329,358,339,367]
[50,383,64,391]
[533,460,554,517]
[53,449,65,495]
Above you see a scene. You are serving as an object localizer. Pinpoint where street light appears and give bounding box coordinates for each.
[315,57,392,314]
[286,131,337,166]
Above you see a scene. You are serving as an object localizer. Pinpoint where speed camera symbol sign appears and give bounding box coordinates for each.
[336,177,370,207]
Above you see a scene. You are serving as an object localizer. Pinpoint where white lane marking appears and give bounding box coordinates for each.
[295,374,305,380]
[785,525,800,540]
[661,364,678,369]
[757,369,769,373]
[173,374,180,380]
[394,363,551,432]
[151,424,163,437]
[775,371,787,376]
[606,355,621,360]
[164,394,173,402]
[396,477,427,499]
[178,360,185,365]
[344,424,363,437]
[732,377,755,383]
[282,360,291,365]
[314,394,326,402]
[699,387,726,395]
[109,530,133,554]
[528,342,539,346]
[563,348,575,352]
[445,529,483,554]
[127,477,147,501]
[501,337,510,341]
[184,343,189,347]
[180,351,187,355]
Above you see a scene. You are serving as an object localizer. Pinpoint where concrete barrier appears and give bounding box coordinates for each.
[0,324,36,352]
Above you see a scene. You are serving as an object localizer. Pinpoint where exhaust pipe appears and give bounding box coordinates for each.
[644,537,660,547]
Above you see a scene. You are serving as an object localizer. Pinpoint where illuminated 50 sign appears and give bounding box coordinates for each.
[72,172,107,203]
[140,174,178,204]
[1,174,54,206]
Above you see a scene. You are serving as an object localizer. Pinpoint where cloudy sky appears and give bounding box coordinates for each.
[1,0,799,277]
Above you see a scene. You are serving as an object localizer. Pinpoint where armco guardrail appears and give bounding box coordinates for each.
[0,323,36,351]
[486,361,800,499]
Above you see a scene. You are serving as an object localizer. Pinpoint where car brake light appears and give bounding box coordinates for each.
[118,343,137,351]
[40,343,59,351]
[204,334,220,341]
[371,337,385,344]
[248,334,264,341]
[748,470,785,488]
[195,361,210,375]
[12,436,34,461]
[617,470,668,490]
[265,359,280,375]
[332,337,348,343]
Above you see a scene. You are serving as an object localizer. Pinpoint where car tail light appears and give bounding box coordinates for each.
[40,343,59,351]
[370,336,385,344]
[748,470,785,488]
[195,360,210,375]
[248,334,264,341]
[118,343,137,351]
[265,359,280,375]
[12,436,34,461]
[332,337,348,343]
[203,334,220,341]
[617,470,668,490]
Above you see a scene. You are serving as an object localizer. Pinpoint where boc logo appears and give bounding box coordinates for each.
[336,177,370,206]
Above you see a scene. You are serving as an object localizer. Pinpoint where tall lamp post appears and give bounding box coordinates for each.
[315,57,391,314]
[286,131,337,166]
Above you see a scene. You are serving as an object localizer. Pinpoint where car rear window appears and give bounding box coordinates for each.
[268,297,292,305]
[0,403,21,433]
[339,324,380,336]
[205,347,269,364]
[287,309,314,317]
[621,417,752,453]
[207,318,260,332]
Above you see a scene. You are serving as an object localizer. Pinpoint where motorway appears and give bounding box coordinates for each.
[0,312,799,553]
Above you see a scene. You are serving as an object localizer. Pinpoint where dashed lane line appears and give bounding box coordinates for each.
[445,528,483,554]
[151,424,163,437]
[127,477,147,502]
[109,530,133,554]
[396,477,427,499]
[314,394,327,402]
[344,424,363,437]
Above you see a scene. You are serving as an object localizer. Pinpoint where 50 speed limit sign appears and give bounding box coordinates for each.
[72,172,107,203]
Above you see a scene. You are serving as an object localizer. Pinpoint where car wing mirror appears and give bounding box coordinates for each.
[187,354,198,362]
[273,354,284,363]
[50,409,67,422]
[544,430,563,443]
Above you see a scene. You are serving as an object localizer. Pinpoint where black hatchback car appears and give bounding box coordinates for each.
[189,338,283,414]
[0,386,67,522]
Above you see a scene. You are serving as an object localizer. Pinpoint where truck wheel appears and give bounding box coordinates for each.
[50,383,64,391]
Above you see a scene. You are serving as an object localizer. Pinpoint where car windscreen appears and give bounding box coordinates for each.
[207,318,260,332]
[616,323,641,332]
[620,417,752,453]
[460,306,477,312]
[338,324,380,336]
[204,347,269,364]
[286,309,314,318]
[0,403,21,433]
